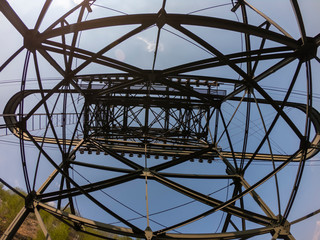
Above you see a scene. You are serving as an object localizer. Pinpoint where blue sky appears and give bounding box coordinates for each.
[1,0,320,239]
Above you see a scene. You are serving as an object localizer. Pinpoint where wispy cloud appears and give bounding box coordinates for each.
[114,49,126,61]
[52,0,84,9]
[137,37,164,52]
[47,201,57,207]
[313,221,320,240]
[14,179,21,188]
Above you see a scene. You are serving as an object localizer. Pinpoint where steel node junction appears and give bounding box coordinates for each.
[0,0,320,239]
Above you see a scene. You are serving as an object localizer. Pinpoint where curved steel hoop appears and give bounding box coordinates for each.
[0,0,319,239]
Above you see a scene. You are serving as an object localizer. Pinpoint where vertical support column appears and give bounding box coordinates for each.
[203,107,212,143]
[164,86,170,133]
[123,91,129,135]
[144,104,150,135]
[83,99,90,140]
[144,78,150,135]
[213,106,220,145]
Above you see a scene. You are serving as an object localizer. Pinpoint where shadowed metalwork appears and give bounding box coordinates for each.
[0,0,320,239]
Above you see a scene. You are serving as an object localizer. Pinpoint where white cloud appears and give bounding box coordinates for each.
[47,201,57,207]
[313,221,320,240]
[51,0,73,9]
[308,157,319,173]
[114,49,126,61]
[137,36,164,53]
[73,0,83,4]
[14,179,21,188]
[52,0,83,9]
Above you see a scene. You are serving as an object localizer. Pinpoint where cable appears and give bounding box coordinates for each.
[69,165,172,230]
[71,164,81,217]
[162,27,215,57]
[109,182,232,225]
[91,3,128,15]
[260,85,320,100]
[187,3,232,15]
[0,138,59,149]
[215,179,230,233]
[69,160,233,230]
[222,101,290,155]
[144,143,151,228]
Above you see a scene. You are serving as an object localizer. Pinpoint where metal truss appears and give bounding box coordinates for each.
[0,0,320,239]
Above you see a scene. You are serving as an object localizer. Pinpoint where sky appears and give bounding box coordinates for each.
[0,0,320,239]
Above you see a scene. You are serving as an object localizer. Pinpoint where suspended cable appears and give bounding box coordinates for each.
[91,3,128,15]
[253,91,282,217]
[214,179,230,233]
[144,143,151,228]
[69,165,171,230]
[162,27,215,56]
[187,3,232,15]
[108,182,232,226]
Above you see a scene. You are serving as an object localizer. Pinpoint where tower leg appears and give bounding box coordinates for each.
[0,207,30,240]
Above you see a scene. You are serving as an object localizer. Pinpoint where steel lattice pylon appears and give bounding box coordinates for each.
[0,0,320,239]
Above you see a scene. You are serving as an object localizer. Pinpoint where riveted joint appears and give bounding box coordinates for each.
[24,29,41,51]
[145,226,153,240]
[25,191,37,211]
[300,138,311,151]
[157,8,167,29]
[296,37,318,62]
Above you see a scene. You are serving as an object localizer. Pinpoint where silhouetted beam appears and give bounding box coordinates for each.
[39,14,298,48]
[0,0,28,36]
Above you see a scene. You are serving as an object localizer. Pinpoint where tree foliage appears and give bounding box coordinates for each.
[0,184,139,240]
[0,183,25,233]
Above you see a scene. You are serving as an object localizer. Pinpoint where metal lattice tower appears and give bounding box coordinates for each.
[0,0,320,239]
